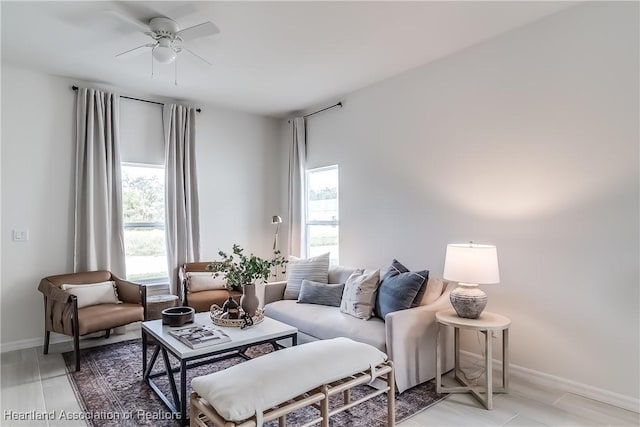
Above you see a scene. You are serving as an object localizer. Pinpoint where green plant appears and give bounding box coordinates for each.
[206,244,287,291]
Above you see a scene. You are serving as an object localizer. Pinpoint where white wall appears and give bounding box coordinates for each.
[0,66,281,348]
[299,3,639,401]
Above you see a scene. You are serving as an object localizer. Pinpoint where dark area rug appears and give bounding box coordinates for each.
[64,339,447,426]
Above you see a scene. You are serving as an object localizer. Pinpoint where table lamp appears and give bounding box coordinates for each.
[443,243,500,319]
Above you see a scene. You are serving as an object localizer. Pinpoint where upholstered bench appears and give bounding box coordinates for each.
[190,337,395,427]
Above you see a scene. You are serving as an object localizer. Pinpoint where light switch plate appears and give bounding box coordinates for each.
[13,228,29,241]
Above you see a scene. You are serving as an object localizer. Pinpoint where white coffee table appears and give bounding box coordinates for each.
[141,312,298,425]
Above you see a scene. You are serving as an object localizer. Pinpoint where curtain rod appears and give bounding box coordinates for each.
[71,86,201,113]
[288,102,342,123]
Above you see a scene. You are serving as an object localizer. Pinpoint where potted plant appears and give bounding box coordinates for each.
[206,244,287,316]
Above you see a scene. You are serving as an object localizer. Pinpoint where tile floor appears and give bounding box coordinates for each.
[1,327,638,427]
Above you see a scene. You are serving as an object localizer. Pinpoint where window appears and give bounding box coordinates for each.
[121,164,168,283]
[305,165,339,265]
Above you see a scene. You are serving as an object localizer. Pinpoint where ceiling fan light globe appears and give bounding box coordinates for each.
[153,46,176,64]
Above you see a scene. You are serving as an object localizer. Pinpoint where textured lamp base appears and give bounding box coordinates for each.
[450,283,487,319]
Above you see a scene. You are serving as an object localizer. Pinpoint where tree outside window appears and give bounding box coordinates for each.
[122,164,168,282]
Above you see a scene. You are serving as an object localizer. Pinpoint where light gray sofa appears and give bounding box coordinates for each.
[263,266,455,393]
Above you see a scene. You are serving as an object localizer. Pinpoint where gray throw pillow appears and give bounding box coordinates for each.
[297,280,344,307]
[284,253,330,300]
[340,269,380,320]
[376,260,429,319]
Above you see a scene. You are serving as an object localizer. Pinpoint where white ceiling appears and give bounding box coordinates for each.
[1,1,574,117]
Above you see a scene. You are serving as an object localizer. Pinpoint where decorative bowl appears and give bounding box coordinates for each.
[209,304,264,327]
[162,306,195,326]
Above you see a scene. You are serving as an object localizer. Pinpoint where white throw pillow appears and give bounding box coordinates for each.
[186,272,227,292]
[61,281,120,309]
[340,269,380,320]
[284,253,330,300]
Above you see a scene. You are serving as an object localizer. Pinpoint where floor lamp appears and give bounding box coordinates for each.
[271,215,282,251]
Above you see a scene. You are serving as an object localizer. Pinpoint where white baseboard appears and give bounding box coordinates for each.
[1,324,140,354]
[460,350,640,414]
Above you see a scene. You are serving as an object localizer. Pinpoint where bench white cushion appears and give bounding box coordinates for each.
[191,337,387,422]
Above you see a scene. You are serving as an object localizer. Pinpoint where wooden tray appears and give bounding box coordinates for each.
[209,305,264,327]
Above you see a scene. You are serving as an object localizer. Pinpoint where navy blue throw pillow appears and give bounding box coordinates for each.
[376,259,429,319]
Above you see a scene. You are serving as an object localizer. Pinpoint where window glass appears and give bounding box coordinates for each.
[121,164,168,282]
[306,166,339,265]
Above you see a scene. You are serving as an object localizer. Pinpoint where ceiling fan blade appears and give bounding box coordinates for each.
[176,21,220,41]
[116,43,156,59]
[182,47,213,66]
[104,9,149,32]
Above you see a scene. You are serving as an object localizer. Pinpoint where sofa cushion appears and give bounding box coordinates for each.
[264,300,386,351]
[297,280,344,307]
[284,253,330,300]
[61,281,120,308]
[340,269,380,320]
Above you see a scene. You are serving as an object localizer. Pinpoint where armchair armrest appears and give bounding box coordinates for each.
[38,279,72,303]
[384,284,455,393]
[264,281,287,305]
[113,277,144,304]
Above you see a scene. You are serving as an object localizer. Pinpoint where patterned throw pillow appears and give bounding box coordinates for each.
[340,269,381,320]
[297,280,344,307]
[376,259,429,319]
[283,253,330,300]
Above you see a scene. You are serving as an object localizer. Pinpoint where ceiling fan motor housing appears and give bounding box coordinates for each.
[149,17,179,37]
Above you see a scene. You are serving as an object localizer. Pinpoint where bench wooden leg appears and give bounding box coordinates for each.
[388,362,396,427]
[278,415,287,427]
[320,385,329,427]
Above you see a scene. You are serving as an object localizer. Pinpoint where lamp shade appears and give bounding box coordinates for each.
[443,243,500,285]
[271,215,282,224]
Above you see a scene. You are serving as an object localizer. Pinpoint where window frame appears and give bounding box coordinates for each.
[121,162,168,284]
[304,165,339,263]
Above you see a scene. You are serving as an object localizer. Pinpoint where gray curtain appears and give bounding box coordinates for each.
[74,87,126,277]
[163,104,200,294]
[287,117,306,257]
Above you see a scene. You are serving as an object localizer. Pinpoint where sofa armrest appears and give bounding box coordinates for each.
[384,284,455,392]
[264,281,287,305]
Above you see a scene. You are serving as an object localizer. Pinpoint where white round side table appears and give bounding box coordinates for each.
[435,309,511,410]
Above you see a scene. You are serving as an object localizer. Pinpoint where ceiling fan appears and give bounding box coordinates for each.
[109,10,219,67]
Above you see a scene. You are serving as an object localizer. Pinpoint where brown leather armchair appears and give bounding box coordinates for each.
[38,270,146,371]
[179,262,241,312]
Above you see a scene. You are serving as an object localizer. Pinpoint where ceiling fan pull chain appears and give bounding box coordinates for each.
[175,59,178,86]
[151,50,154,78]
